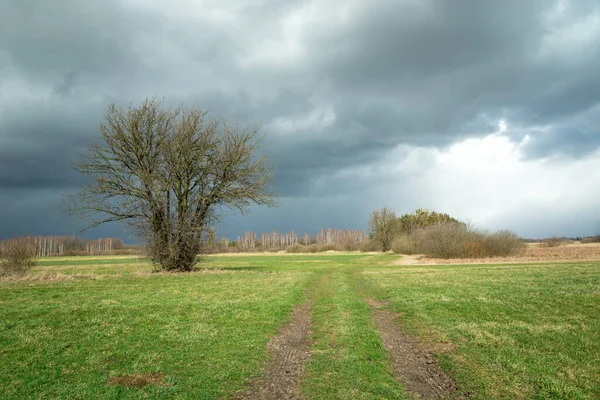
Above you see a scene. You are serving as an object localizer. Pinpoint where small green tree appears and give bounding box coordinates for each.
[397,208,464,234]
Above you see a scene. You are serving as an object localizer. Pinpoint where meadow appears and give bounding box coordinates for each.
[1,254,598,399]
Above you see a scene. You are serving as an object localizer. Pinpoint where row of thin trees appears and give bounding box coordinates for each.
[1,229,370,257]
[234,229,368,251]
[0,236,124,257]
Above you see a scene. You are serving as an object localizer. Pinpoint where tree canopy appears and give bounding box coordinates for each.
[68,98,275,271]
[368,207,398,251]
[397,208,465,234]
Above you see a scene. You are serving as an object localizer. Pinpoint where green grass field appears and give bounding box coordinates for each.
[1,254,598,399]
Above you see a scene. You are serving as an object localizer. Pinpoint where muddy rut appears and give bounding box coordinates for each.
[234,301,312,400]
[366,299,462,399]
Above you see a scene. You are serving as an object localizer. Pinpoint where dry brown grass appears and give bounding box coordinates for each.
[395,242,600,265]
[210,250,373,256]
[0,268,231,283]
[539,237,568,248]
[36,255,143,262]
[520,242,600,260]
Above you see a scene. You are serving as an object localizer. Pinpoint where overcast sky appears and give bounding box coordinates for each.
[1,0,599,241]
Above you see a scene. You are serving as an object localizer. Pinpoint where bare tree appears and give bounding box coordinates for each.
[68,98,275,271]
[368,207,398,251]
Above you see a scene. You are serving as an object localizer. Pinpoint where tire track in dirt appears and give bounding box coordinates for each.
[233,301,312,400]
[366,299,464,399]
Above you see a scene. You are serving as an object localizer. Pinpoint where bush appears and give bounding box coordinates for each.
[540,237,565,247]
[104,246,145,256]
[484,230,524,256]
[391,234,418,255]
[341,242,363,252]
[0,238,35,276]
[303,244,319,253]
[285,242,355,253]
[321,243,344,252]
[582,235,600,244]
[58,249,90,257]
[397,208,465,234]
[359,240,382,252]
[311,243,343,252]
[413,222,473,258]
[390,222,524,258]
[285,244,307,253]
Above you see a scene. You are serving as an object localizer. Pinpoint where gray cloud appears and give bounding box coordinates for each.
[1,0,599,240]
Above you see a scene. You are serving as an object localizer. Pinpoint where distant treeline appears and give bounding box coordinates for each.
[223,229,368,251]
[522,235,600,243]
[0,236,124,257]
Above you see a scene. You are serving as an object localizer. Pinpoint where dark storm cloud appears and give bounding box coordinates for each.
[523,124,600,159]
[305,0,600,154]
[312,1,543,87]
[1,0,599,239]
[0,1,151,79]
[0,101,101,192]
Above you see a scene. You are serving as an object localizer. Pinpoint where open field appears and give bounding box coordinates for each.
[1,254,599,399]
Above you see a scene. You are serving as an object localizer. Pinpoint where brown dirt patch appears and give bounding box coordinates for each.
[107,373,165,388]
[366,299,464,399]
[234,301,312,400]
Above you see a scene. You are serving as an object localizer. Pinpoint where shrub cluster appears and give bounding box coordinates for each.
[539,237,566,247]
[0,238,35,276]
[581,235,600,244]
[285,240,380,253]
[391,222,523,258]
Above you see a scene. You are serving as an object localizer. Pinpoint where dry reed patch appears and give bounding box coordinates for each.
[36,255,143,262]
[34,262,149,272]
[107,373,165,388]
[520,243,600,260]
[393,243,600,265]
[210,252,299,257]
[0,273,103,283]
[209,252,355,257]
[0,268,231,283]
